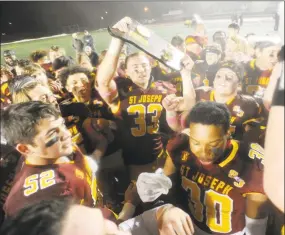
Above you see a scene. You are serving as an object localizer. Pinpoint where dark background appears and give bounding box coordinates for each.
[1,1,197,42]
[0,1,278,43]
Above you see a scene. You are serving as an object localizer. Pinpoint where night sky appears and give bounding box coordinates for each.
[1,1,195,42]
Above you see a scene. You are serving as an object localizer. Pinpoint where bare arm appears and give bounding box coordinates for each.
[162,56,196,132]
[264,106,284,212]
[163,153,177,176]
[179,55,196,111]
[264,59,284,212]
[96,17,132,105]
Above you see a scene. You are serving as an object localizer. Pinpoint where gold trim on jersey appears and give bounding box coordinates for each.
[210,90,236,106]
[157,149,164,159]
[218,140,239,168]
[250,59,256,70]
[242,118,261,125]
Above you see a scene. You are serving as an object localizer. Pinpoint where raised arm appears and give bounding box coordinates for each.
[96,17,132,105]
[162,56,196,132]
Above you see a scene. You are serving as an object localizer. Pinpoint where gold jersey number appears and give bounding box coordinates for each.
[182,176,234,233]
[23,170,56,197]
[127,104,163,137]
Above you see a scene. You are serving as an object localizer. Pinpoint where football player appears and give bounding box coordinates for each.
[96,16,196,181]
[243,40,280,96]
[9,76,110,161]
[0,66,13,109]
[138,102,269,235]
[30,50,55,79]
[164,61,265,143]
[59,65,114,120]
[3,50,18,77]
[1,102,99,217]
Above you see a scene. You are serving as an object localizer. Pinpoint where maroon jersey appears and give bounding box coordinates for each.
[243,59,272,96]
[113,77,175,165]
[4,146,97,217]
[195,87,262,140]
[0,82,12,110]
[88,87,114,120]
[167,134,264,234]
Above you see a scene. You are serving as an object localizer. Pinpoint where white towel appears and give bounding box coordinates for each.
[137,168,172,203]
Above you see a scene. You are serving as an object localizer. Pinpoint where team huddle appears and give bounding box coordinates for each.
[0,14,284,235]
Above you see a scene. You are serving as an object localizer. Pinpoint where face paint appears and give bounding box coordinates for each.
[45,136,59,147]
[212,147,224,159]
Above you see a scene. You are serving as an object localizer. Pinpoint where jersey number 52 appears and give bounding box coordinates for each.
[23,170,56,197]
[127,104,163,137]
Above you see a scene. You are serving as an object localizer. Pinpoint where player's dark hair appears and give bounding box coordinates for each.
[30,50,48,63]
[186,101,231,134]
[171,35,184,47]
[255,40,278,51]
[17,59,32,68]
[125,52,149,68]
[0,198,72,235]
[228,23,240,32]
[52,56,75,71]
[217,60,245,82]
[58,65,90,88]
[3,50,16,57]
[1,101,61,146]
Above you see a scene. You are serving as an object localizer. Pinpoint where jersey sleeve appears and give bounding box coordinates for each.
[241,142,265,195]
[166,133,189,166]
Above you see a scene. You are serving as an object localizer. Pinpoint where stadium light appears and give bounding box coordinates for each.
[105,11,108,14]
[2,33,6,36]
[8,22,12,25]
[101,16,104,20]
[144,7,149,12]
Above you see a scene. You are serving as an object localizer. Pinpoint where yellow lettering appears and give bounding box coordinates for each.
[222,185,233,195]
[147,95,151,102]
[185,167,190,177]
[230,117,237,124]
[192,172,199,181]
[210,178,219,189]
[151,96,155,102]
[198,173,205,184]
[138,96,143,103]
[129,96,134,104]
[157,95,162,103]
[215,181,226,192]
[204,176,212,187]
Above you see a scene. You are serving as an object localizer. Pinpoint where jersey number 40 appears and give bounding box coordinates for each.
[127,104,163,137]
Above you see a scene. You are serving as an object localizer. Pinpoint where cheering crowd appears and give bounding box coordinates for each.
[0,13,284,235]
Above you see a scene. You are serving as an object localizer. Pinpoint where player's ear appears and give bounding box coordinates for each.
[16,144,31,155]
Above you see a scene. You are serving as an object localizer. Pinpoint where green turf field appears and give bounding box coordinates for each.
[1,18,276,63]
